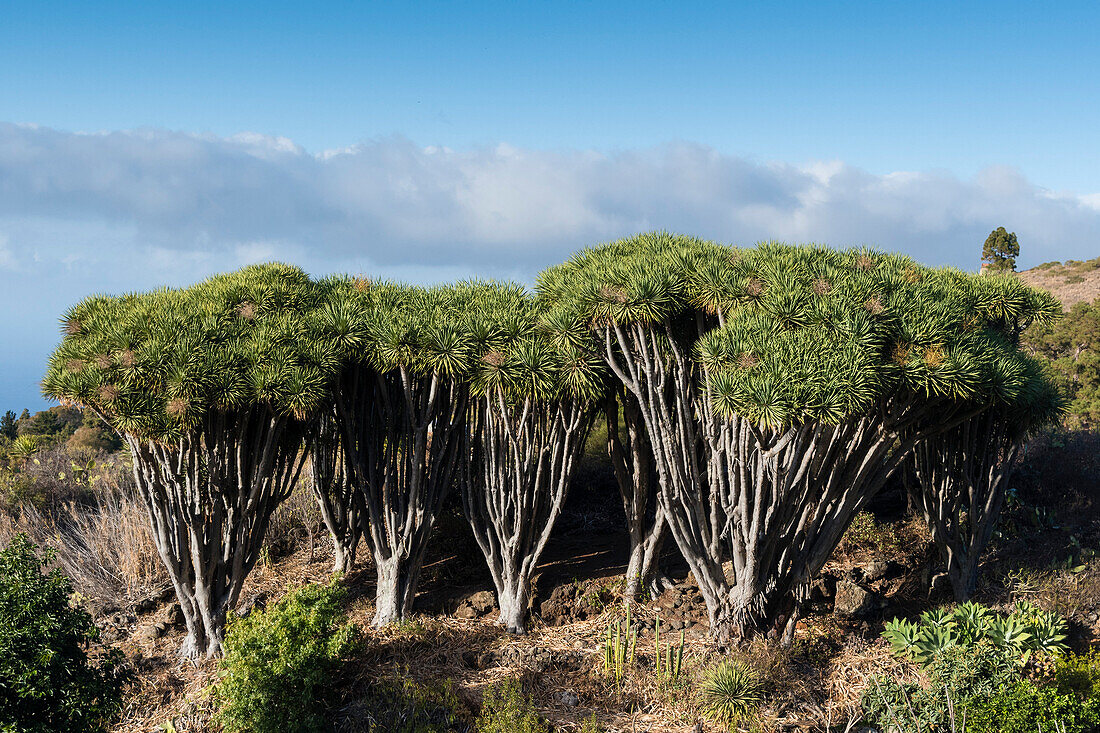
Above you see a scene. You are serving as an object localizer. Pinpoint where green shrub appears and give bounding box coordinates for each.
[698,660,763,726]
[865,610,1099,733]
[474,679,548,733]
[1056,649,1100,697]
[836,511,903,558]
[965,679,1100,733]
[213,579,360,733]
[0,534,130,733]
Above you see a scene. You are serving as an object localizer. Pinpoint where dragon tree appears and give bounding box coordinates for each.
[906,279,1062,601]
[320,278,487,627]
[44,264,333,658]
[459,289,602,633]
[539,233,1060,643]
[604,384,671,598]
[307,405,364,574]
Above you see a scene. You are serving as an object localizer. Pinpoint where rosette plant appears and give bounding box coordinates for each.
[320,278,491,626]
[43,264,336,659]
[460,290,603,633]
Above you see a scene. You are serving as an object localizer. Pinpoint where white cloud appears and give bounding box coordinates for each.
[1,122,1099,283]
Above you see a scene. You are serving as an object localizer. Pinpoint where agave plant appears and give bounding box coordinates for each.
[883,601,1068,669]
[43,264,336,659]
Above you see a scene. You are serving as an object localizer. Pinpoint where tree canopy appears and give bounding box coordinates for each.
[539,233,1060,428]
[982,226,1020,272]
[43,263,337,438]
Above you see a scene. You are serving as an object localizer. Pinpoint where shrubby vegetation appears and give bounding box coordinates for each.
[0,534,130,733]
[1025,296,1100,428]
[213,580,360,733]
[474,679,549,733]
[865,602,1100,732]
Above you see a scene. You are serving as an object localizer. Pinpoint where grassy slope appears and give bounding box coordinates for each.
[1018,256,1100,308]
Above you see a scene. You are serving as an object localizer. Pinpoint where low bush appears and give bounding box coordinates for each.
[0,534,130,733]
[865,602,1099,732]
[474,679,548,733]
[213,580,360,733]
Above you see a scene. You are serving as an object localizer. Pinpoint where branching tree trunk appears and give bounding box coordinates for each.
[604,387,670,599]
[123,405,307,659]
[908,410,1021,602]
[461,390,595,633]
[599,315,981,643]
[335,364,468,627]
[307,408,364,574]
[698,390,979,643]
[600,316,737,636]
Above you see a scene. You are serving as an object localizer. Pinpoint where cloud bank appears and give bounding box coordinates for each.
[3,122,1099,282]
[2,121,1099,409]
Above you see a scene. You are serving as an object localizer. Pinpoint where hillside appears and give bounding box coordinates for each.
[1019,256,1100,308]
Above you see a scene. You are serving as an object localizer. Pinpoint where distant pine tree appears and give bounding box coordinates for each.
[982,227,1020,272]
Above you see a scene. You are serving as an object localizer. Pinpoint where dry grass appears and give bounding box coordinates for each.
[0,487,164,604]
[1019,259,1100,308]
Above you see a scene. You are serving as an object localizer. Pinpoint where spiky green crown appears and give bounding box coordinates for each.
[43,263,338,440]
[44,236,1061,437]
[537,231,730,328]
[317,277,602,402]
[539,233,1062,428]
[698,244,1062,426]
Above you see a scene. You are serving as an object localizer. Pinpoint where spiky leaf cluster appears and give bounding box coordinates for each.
[43,263,337,440]
[539,233,1062,429]
[699,244,1062,426]
[537,231,733,327]
[318,276,602,402]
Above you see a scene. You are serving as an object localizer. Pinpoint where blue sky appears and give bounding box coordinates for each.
[2,1,1100,411]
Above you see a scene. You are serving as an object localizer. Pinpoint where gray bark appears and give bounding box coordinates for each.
[461,389,595,634]
[599,315,982,642]
[122,405,307,659]
[308,408,364,574]
[600,316,737,640]
[605,388,670,599]
[335,364,467,627]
